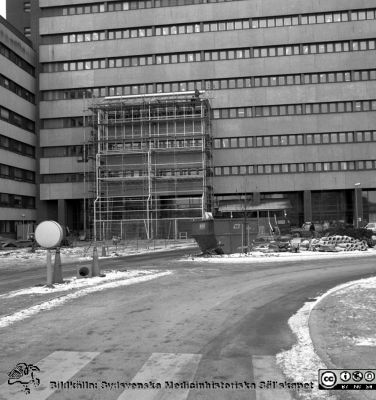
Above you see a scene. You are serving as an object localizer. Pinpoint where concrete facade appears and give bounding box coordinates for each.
[34,0,376,230]
[0,16,36,238]
[6,0,32,38]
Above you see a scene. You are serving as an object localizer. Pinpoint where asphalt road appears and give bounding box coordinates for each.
[1,253,376,400]
[0,248,194,294]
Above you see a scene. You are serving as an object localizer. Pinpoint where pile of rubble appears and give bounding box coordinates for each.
[301,235,368,252]
[249,234,370,253]
[251,236,291,253]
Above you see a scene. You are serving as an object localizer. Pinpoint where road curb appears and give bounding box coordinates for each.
[308,280,376,400]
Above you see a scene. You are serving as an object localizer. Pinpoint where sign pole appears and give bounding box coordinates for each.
[35,220,64,287]
[53,247,63,283]
[46,249,53,286]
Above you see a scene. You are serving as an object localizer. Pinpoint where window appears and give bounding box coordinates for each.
[24,1,31,12]
[0,108,9,121]
[284,17,292,26]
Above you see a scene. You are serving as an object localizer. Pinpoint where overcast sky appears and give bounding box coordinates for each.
[0,1,5,18]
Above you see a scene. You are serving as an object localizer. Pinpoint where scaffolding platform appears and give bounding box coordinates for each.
[88,91,213,240]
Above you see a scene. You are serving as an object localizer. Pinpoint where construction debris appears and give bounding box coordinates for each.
[249,234,369,254]
[305,235,368,252]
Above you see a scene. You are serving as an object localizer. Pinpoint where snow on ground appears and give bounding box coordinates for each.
[0,269,160,299]
[0,269,172,329]
[186,248,376,263]
[333,278,376,349]
[0,239,196,271]
[352,337,376,346]
[276,276,376,400]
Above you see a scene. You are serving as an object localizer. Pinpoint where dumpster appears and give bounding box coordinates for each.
[214,219,259,254]
[191,220,223,254]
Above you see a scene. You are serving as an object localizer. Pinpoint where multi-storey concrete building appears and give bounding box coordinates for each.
[0,16,36,238]
[6,0,32,39]
[9,0,376,236]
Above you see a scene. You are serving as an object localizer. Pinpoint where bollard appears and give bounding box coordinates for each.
[92,246,100,277]
[53,247,63,283]
[46,249,53,286]
[101,245,106,257]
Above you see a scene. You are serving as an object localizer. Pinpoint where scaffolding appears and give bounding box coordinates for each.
[89,91,213,241]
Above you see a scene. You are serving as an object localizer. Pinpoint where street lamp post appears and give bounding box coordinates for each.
[354,183,361,228]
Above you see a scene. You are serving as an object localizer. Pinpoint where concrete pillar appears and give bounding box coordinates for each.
[57,199,66,227]
[253,192,260,205]
[92,247,100,277]
[354,186,363,228]
[303,190,312,222]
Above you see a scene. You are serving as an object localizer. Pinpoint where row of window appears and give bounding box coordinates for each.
[251,9,376,27]
[0,106,35,132]
[0,163,35,183]
[41,169,204,183]
[42,115,204,130]
[39,131,376,158]
[214,160,376,176]
[0,221,27,234]
[101,168,204,178]
[41,8,376,45]
[0,193,35,209]
[41,145,84,158]
[42,0,376,23]
[42,137,202,158]
[41,159,376,182]
[214,131,376,149]
[0,134,35,158]
[40,99,376,129]
[42,0,238,17]
[213,100,376,119]
[0,42,34,76]
[41,38,376,73]
[41,116,87,130]
[0,73,35,104]
[106,138,203,152]
[41,173,84,183]
[41,68,376,100]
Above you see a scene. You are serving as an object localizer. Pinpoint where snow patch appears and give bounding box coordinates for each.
[276,300,334,400]
[276,277,376,400]
[186,249,376,264]
[352,337,376,346]
[0,269,153,299]
[0,270,172,329]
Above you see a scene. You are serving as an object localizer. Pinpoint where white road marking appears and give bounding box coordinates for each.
[0,351,99,400]
[252,355,294,400]
[117,352,202,400]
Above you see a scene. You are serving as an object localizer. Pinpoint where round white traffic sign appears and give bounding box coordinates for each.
[35,221,63,249]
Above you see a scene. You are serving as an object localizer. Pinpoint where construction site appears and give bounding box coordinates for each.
[88,91,213,241]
